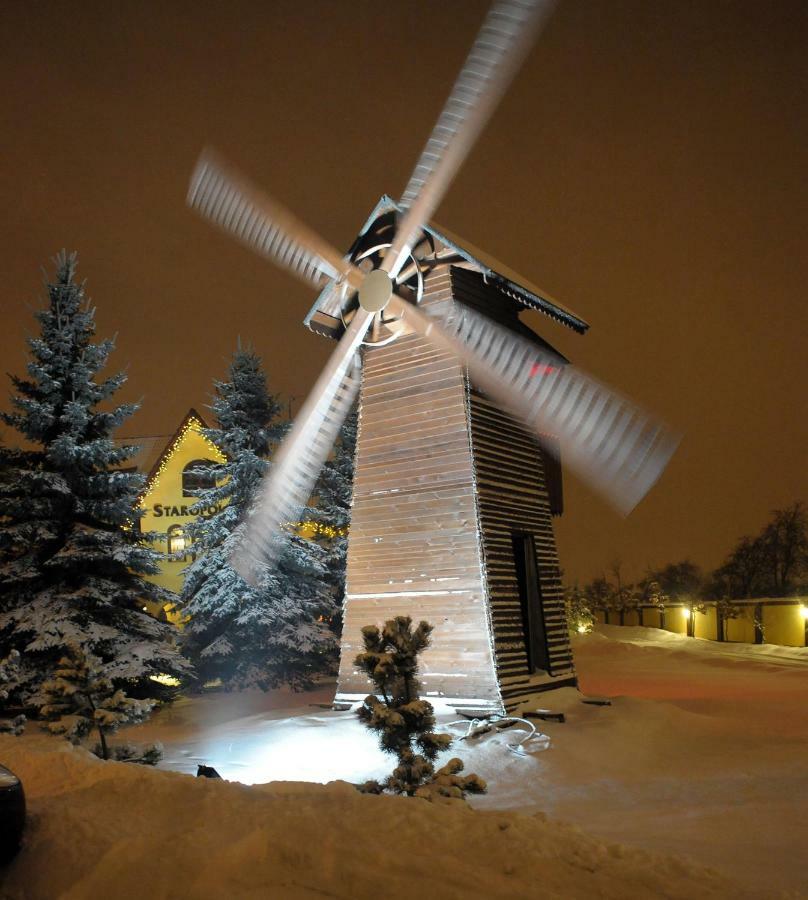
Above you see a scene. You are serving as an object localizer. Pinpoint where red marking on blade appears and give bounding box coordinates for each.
[529,362,557,377]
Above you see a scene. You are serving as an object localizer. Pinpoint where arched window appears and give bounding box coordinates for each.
[167,524,189,558]
[182,459,217,497]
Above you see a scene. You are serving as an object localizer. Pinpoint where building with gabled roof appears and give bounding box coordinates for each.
[122,410,227,617]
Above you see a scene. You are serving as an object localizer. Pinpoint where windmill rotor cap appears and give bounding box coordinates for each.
[358,268,393,313]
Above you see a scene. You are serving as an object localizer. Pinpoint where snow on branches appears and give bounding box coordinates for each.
[0,649,25,735]
[180,345,338,689]
[0,253,191,706]
[41,643,161,763]
[355,616,486,801]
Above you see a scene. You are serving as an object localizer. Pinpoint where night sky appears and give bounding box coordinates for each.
[1,0,805,584]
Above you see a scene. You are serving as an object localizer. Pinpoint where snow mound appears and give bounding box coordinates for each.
[583,625,808,666]
[0,737,763,899]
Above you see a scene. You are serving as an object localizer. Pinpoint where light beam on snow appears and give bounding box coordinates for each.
[167,712,391,786]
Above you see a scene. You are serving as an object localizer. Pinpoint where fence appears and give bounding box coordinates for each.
[593,598,808,647]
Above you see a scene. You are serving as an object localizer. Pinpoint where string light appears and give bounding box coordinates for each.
[149,673,181,687]
[287,520,348,539]
[137,416,226,508]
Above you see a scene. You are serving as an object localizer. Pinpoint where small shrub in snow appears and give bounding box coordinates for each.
[0,649,26,735]
[40,644,156,760]
[564,585,595,634]
[642,579,669,614]
[355,616,486,801]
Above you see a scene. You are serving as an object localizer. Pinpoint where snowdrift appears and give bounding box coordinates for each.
[0,736,759,900]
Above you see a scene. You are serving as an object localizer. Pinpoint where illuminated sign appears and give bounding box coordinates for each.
[152,503,220,518]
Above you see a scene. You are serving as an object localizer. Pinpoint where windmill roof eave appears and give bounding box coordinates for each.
[304,195,589,335]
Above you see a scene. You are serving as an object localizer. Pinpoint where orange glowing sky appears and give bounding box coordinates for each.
[1,0,805,583]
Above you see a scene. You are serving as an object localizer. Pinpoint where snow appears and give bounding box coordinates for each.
[582,623,808,666]
[2,625,806,898]
[0,737,744,900]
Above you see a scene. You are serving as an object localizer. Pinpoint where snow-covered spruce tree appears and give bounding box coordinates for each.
[40,643,160,762]
[312,408,357,624]
[0,252,191,707]
[355,616,486,801]
[0,650,25,735]
[181,344,338,689]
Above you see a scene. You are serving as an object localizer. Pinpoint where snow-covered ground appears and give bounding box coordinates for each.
[2,626,806,898]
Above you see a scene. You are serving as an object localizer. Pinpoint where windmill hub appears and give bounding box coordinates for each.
[358,268,393,313]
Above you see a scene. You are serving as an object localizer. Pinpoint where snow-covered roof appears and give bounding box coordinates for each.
[304,195,589,337]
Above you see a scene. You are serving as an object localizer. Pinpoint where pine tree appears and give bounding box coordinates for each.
[313,408,357,623]
[40,643,156,760]
[355,616,486,800]
[0,650,25,735]
[181,344,338,689]
[0,252,190,707]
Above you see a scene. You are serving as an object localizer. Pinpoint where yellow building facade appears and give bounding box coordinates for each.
[132,410,227,618]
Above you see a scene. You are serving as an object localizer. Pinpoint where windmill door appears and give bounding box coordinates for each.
[512,532,550,674]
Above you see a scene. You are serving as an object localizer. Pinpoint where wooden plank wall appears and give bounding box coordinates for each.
[452,267,576,707]
[335,269,502,712]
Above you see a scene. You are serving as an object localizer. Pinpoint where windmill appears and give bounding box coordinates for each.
[186,0,678,713]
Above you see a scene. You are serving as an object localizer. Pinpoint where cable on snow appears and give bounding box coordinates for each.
[445,715,550,756]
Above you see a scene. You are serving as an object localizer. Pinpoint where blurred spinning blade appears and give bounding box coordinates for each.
[188,149,364,293]
[232,308,373,579]
[384,0,557,279]
[389,296,679,515]
[187,151,374,575]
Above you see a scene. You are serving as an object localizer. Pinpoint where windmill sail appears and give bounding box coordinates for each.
[389,296,679,514]
[388,0,557,278]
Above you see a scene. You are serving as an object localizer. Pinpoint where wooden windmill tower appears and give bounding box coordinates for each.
[305,199,587,712]
[186,0,678,714]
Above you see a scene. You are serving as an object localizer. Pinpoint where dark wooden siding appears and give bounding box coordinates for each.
[540,439,564,517]
[450,265,568,359]
[467,393,576,708]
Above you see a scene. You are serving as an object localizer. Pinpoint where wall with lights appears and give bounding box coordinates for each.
[595,599,808,647]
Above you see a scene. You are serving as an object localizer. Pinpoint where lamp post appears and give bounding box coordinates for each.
[683,606,693,638]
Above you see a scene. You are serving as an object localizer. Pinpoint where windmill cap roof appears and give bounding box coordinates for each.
[304,195,589,335]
